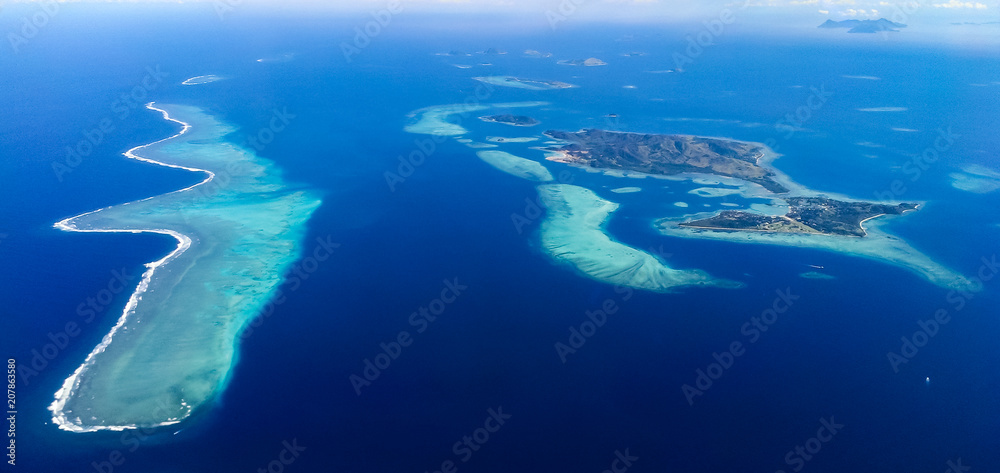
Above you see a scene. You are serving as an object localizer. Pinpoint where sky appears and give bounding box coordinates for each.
[2,0,998,27]
[6,0,999,15]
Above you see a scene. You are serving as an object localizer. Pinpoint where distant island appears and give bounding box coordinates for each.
[558,57,607,66]
[818,18,906,34]
[524,49,553,58]
[481,114,540,127]
[679,197,917,237]
[182,75,224,85]
[474,76,576,90]
[544,129,788,193]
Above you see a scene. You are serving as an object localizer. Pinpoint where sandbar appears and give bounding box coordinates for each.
[538,184,739,292]
[473,76,576,90]
[610,187,642,194]
[475,151,553,182]
[182,75,225,85]
[405,102,549,136]
[949,164,1000,194]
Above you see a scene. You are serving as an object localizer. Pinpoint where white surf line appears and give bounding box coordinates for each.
[50,103,218,432]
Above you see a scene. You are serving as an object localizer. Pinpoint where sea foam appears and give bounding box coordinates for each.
[50,104,322,432]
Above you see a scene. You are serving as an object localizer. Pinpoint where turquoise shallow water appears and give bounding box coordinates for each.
[50,104,322,432]
[1,6,998,472]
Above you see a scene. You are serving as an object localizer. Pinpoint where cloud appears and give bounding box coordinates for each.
[932,0,988,8]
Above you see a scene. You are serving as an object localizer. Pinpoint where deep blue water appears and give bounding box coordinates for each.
[1,5,999,472]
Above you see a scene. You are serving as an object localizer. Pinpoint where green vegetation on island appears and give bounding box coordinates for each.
[679,197,918,237]
[545,129,923,238]
[544,129,789,193]
[480,114,540,127]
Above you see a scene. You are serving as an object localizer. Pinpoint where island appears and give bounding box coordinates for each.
[524,49,553,58]
[544,129,930,238]
[406,102,970,291]
[679,197,918,237]
[181,75,224,85]
[480,114,540,127]
[557,57,607,66]
[403,102,740,293]
[544,129,788,193]
[818,18,906,34]
[474,76,576,90]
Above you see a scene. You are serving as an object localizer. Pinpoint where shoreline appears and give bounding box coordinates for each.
[50,103,221,433]
[543,129,922,205]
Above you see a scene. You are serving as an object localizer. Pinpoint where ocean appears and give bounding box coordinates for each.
[1,4,998,472]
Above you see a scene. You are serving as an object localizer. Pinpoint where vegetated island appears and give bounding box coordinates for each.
[544,129,919,237]
[679,198,917,237]
[818,18,906,34]
[481,114,540,127]
[544,129,788,193]
[557,57,607,66]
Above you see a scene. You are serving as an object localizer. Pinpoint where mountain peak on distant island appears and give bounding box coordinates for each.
[819,18,907,34]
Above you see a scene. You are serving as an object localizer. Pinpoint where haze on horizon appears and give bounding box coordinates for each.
[5,0,998,22]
